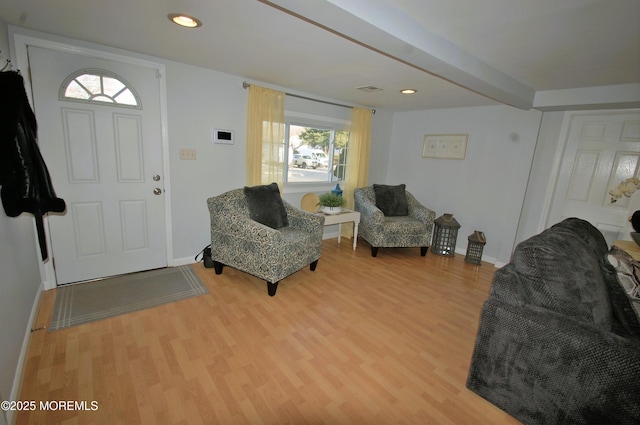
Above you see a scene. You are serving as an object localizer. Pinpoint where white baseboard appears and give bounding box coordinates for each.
[7,282,44,425]
[177,234,503,269]
[173,232,341,268]
[322,230,340,240]
[450,246,501,268]
[173,256,197,267]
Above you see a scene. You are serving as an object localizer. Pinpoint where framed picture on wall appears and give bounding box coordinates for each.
[422,134,468,159]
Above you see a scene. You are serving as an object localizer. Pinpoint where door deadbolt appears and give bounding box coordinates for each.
[153,174,161,181]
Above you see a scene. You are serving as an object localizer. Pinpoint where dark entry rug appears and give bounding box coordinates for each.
[49,265,208,331]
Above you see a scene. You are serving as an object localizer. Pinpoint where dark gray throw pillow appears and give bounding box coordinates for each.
[373,184,409,216]
[244,183,289,229]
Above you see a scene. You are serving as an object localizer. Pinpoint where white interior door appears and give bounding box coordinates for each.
[28,46,168,284]
[548,110,640,245]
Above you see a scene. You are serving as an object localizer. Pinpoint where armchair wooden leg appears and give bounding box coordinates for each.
[213,261,224,274]
[371,246,379,257]
[420,247,428,256]
[310,260,318,271]
[267,281,279,296]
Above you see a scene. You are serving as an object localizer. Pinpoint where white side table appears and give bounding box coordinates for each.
[322,209,361,250]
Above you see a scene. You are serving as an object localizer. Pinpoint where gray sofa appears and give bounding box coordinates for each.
[467,218,640,424]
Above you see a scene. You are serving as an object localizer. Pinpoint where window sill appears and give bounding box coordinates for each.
[284,182,342,194]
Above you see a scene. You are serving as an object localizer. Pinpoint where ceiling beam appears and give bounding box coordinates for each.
[533,84,640,111]
[261,0,535,110]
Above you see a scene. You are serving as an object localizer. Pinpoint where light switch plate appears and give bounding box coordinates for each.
[179,148,196,160]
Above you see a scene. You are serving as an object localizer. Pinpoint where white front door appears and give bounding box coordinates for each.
[548,110,640,245]
[28,46,168,284]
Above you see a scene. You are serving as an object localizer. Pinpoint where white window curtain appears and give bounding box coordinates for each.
[245,85,285,188]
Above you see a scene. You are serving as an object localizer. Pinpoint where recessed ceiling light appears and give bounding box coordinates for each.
[168,14,202,28]
[400,89,417,94]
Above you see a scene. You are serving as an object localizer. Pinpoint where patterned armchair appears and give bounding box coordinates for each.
[354,185,436,257]
[207,187,324,296]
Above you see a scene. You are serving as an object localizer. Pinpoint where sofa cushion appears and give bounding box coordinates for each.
[243,183,288,229]
[605,246,640,335]
[373,184,408,216]
[511,225,613,330]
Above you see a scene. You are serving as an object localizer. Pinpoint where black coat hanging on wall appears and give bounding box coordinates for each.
[0,70,66,260]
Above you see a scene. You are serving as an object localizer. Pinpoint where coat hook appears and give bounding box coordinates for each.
[0,50,12,72]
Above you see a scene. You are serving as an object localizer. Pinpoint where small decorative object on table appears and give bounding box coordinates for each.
[331,183,343,197]
[432,213,461,256]
[317,192,345,215]
[465,231,486,265]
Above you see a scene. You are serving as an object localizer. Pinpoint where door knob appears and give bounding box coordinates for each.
[153,188,162,195]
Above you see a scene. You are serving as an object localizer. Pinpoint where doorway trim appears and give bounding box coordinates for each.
[10,29,173,290]
[540,109,640,231]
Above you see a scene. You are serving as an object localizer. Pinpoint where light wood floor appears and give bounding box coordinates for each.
[15,239,520,425]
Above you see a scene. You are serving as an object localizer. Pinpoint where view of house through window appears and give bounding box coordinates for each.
[286,123,349,183]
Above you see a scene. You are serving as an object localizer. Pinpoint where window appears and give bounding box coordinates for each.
[60,69,140,108]
[285,121,349,183]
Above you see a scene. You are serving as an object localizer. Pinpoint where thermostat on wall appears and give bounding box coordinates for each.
[213,128,234,145]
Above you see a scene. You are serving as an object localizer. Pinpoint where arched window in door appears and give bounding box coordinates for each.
[59,69,141,108]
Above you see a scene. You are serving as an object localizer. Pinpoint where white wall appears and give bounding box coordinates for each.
[164,72,549,268]
[163,61,392,259]
[164,61,249,260]
[386,105,543,265]
[0,20,42,425]
[0,215,41,425]
[368,108,394,183]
